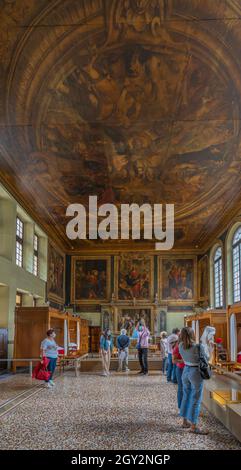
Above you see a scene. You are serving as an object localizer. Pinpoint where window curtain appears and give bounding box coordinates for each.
[230,314,237,361]
[195,320,200,343]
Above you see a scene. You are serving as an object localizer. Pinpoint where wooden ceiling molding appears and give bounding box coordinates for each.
[1,0,241,252]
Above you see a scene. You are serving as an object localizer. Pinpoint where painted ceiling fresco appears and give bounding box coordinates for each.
[1,0,241,250]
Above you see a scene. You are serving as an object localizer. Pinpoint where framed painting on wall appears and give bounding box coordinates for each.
[198,255,209,301]
[159,256,197,304]
[71,256,111,304]
[117,308,152,335]
[47,242,65,304]
[115,254,153,302]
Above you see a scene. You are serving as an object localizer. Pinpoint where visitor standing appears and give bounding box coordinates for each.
[179,327,209,434]
[167,328,180,383]
[136,321,150,375]
[117,328,130,372]
[172,339,185,410]
[160,331,168,375]
[100,329,113,377]
[40,329,58,388]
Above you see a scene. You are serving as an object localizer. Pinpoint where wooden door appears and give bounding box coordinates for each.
[0,329,8,369]
[89,326,101,353]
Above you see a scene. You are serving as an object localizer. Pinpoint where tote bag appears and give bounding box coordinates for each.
[199,344,211,380]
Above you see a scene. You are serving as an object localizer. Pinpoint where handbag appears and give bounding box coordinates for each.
[35,368,51,381]
[199,344,211,380]
[32,357,51,381]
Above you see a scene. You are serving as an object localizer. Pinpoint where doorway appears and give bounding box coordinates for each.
[0,328,8,370]
[89,326,101,353]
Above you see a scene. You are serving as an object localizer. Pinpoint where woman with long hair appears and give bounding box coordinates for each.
[178,327,208,434]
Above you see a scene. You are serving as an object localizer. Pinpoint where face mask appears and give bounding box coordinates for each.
[139,326,143,331]
[51,333,56,339]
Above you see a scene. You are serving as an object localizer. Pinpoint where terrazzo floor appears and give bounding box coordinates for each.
[0,371,241,450]
[0,373,40,405]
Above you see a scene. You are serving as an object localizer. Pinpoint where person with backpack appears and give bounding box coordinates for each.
[117,328,130,372]
[136,320,150,375]
[178,327,209,435]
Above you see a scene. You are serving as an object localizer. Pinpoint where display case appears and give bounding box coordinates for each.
[79,319,89,355]
[185,309,227,347]
[68,317,80,350]
[13,307,87,370]
[227,302,241,364]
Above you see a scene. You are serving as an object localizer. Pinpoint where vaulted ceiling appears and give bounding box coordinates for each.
[1,0,241,251]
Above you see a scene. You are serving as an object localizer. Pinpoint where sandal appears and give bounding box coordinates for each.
[190,427,209,435]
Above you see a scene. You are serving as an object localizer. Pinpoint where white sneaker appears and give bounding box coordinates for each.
[49,380,55,386]
[45,382,52,388]
[102,372,108,377]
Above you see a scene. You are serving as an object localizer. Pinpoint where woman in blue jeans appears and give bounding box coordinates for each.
[179,327,208,435]
[40,329,58,388]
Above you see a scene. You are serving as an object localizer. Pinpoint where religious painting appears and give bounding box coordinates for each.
[116,255,153,301]
[198,255,209,301]
[101,307,114,333]
[117,308,152,335]
[102,311,110,331]
[47,243,65,304]
[159,256,196,303]
[71,256,110,304]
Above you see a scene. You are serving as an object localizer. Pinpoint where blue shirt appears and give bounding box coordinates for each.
[100,335,113,352]
[41,338,58,359]
[117,334,130,350]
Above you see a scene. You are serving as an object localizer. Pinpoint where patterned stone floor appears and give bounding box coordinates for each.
[0,371,241,450]
[0,373,38,405]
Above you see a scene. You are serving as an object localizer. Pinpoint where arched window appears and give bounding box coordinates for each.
[232,227,241,302]
[214,247,223,308]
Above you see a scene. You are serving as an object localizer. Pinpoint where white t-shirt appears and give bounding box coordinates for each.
[167,334,178,354]
[41,338,58,359]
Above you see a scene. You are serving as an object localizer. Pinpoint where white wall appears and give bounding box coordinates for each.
[0,184,48,358]
[166,311,186,334]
